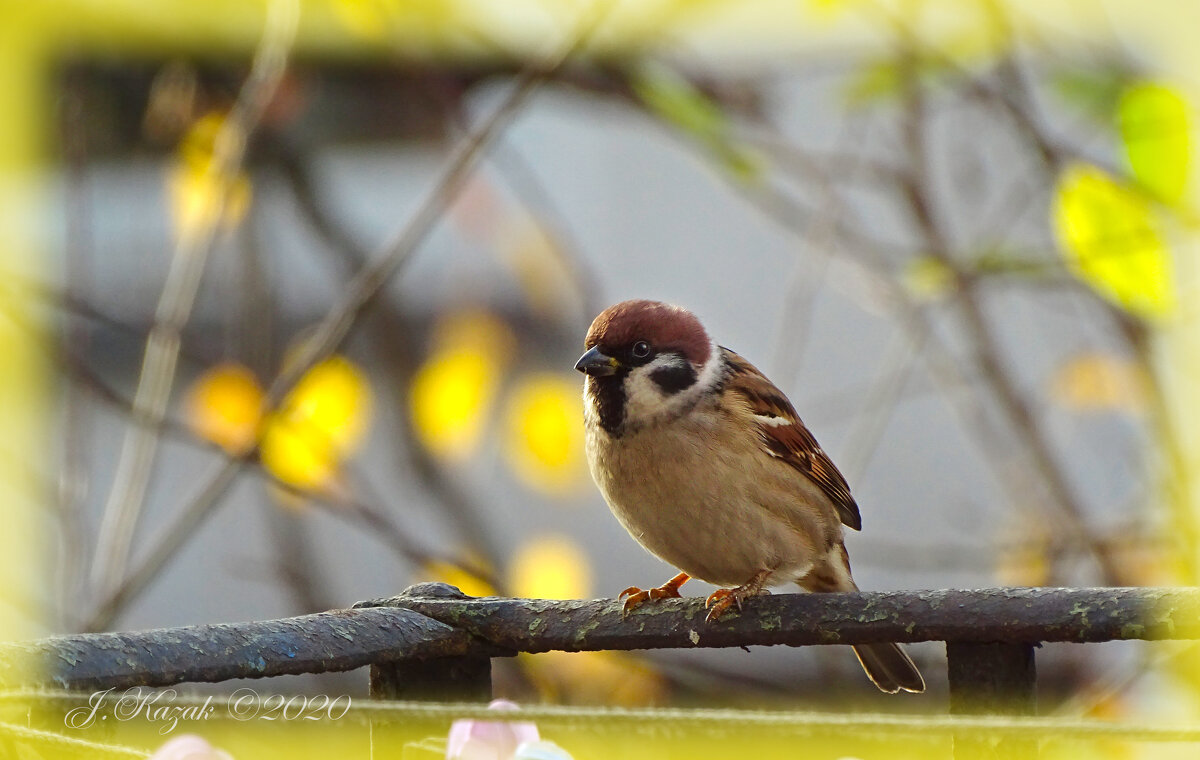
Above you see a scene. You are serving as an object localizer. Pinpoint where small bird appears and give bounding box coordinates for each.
[575,299,924,694]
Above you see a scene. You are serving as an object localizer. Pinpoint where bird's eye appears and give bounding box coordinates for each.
[631,340,651,359]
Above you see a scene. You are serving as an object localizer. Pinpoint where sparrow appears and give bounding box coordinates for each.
[575,299,924,694]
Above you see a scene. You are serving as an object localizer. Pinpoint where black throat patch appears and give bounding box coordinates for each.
[592,371,629,436]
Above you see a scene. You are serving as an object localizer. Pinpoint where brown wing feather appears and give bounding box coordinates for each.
[721,348,862,531]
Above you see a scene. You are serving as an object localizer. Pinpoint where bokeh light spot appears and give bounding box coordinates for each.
[260,356,372,492]
[509,534,591,600]
[503,374,587,496]
[184,363,264,455]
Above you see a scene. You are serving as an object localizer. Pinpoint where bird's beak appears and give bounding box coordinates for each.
[575,346,620,376]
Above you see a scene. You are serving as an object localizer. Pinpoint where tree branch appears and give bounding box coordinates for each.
[3,606,486,691]
[363,584,1200,654]
[8,586,1199,691]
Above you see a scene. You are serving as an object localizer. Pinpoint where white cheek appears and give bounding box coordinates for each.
[622,366,672,422]
[623,353,705,425]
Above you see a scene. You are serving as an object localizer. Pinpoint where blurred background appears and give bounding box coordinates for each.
[2,0,1199,731]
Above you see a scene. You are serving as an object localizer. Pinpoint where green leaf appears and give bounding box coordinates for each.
[631,62,763,182]
[1118,81,1191,204]
[1050,65,1133,124]
[631,62,727,142]
[902,255,955,301]
[842,50,965,108]
[844,59,905,107]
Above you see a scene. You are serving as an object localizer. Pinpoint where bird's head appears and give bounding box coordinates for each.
[575,300,721,435]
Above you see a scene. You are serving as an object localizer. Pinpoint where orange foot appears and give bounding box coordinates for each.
[704,569,773,622]
[619,572,690,616]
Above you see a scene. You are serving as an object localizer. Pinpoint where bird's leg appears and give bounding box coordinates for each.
[704,569,772,622]
[618,572,690,616]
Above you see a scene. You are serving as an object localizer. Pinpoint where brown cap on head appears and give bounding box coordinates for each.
[585,300,712,366]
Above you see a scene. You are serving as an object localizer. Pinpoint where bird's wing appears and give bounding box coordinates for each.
[720,348,862,531]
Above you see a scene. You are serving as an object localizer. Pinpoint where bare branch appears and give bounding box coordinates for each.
[91,0,300,595]
[9,586,1200,691]
[275,146,508,580]
[366,585,1200,652]
[80,8,609,630]
[260,8,610,409]
[894,45,1121,583]
[5,606,481,691]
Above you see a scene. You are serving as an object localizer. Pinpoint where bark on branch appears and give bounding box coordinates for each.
[364,584,1200,653]
[0,605,496,691]
[4,585,1198,691]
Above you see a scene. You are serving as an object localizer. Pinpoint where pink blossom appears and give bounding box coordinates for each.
[445,699,541,760]
[148,735,233,760]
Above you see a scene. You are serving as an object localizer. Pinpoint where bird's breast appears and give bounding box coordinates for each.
[584,403,838,587]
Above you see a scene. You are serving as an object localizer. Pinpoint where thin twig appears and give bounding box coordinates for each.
[489,138,605,323]
[2,270,496,613]
[328,470,503,591]
[762,110,858,386]
[84,459,244,632]
[837,328,928,484]
[82,7,608,630]
[56,76,96,629]
[275,145,508,578]
[238,195,338,616]
[630,61,1128,588]
[90,0,300,596]
[259,2,616,409]
[894,43,1120,584]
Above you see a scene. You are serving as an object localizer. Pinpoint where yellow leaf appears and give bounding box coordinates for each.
[259,416,340,492]
[1052,163,1175,319]
[1118,81,1191,204]
[184,363,264,455]
[409,310,514,460]
[285,357,372,452]
[1050,353,1148,413]
[260,356,372,492]
[902,255,955,301]
[509,534,591,600]
[1104,534,1178,587]
[168,112,252,241]
[503,374,587,496]
[410,347,498,460]
[331,0,470,52]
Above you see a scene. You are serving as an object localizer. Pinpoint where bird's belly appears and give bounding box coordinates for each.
[617,492,814,587]
[588,423,828,588]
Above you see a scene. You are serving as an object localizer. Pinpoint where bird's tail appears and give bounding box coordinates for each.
[800,544,926,694]
[852,642,925,694]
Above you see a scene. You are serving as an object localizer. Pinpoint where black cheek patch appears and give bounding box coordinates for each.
[650,362,697,395]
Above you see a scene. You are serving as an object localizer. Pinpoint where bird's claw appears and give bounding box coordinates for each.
[704,569,772,622]
[619,583,681,616]
[619,586,651,615]
[703,588,742,622]
[617,572,689,616]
